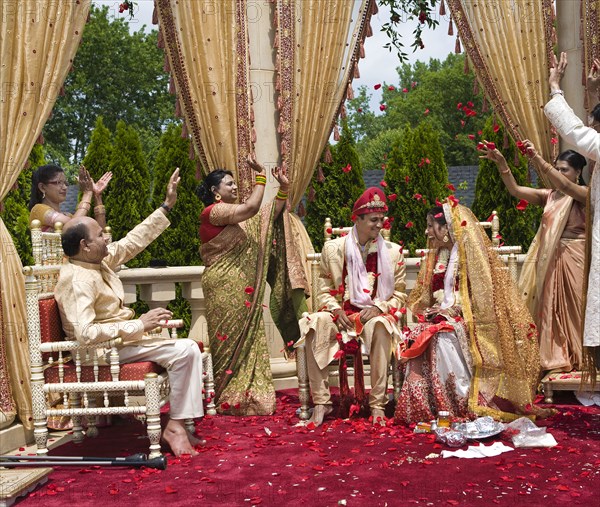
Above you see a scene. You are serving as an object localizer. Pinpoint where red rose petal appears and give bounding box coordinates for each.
[374,83,381,90]
[516,199,529,211]
[245,286,255,295]
[388,193,397,201]
[405,221,414,228]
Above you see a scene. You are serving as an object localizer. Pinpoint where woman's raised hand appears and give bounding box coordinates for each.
[521,139,538,159]
[588,58,600,94]
[272,166,289,191]
[478,141,506,164]
[93,171,112,195]
[247,154,266,174]
[78,165,93,192]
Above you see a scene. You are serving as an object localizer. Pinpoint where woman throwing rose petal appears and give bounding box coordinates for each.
[480,142,587,372]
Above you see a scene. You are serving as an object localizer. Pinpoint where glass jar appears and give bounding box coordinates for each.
[437,410,451,428]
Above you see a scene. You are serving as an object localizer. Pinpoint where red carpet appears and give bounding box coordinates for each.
[15,390,600,507]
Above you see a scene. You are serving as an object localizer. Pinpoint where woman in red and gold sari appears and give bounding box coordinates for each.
[197,156,299,415]
[481,143,587,372]
[396,204,545,424]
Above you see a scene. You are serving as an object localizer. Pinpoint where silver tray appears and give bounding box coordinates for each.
[452,421,505,440]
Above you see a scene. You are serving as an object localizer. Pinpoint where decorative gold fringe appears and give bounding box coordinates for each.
[354,65,360,79]
[464,56,470,74]
[503,132,509,149]
[581,347,598,388]
[455,36,461,54]
[371,0,379,15]
[333,125,340,141]
[317,165,325,183]
[297,201,306,218]
[448,18,453,36]
[439,0,446,16]
[324,146,333,164]
[473,79,479,95]
[347,83,354,100]
[308,186,315,202]
[152,5,158,25]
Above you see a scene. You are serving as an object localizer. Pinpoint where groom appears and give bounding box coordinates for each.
[300,188,406,426]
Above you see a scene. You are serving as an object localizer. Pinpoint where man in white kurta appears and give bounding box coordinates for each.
[298,188,406,426]
[544,52,600,353]
[55,169,204,456]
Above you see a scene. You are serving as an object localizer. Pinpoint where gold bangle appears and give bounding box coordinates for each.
[77,202,91,211]
[94,205,106,214]
[276,190,288,200]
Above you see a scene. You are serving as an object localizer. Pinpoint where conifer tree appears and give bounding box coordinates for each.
[305,120,366,251]
[1,144,46,265]
[471,117,541,250]
[150,123,202,266]
[105,120,152,267]
[384,121,450,253]
[82,116,113,221]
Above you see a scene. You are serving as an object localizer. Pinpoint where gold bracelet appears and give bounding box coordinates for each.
[94,205,106,214]
[255,174,267,186]
[77,202,91,211]
[276,190,288,200]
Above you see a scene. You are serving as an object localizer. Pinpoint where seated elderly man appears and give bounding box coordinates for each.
[299,188,406,426]
[55,169,204,457]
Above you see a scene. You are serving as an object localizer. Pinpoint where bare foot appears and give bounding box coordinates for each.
[308,404,333,427]
[371,408,386,426]
[163,419,199,456]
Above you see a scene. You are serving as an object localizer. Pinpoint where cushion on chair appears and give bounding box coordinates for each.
[44,361,165,384]
[39,298,66,361]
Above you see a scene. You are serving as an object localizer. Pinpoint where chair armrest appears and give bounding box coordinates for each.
[40,337,123,353]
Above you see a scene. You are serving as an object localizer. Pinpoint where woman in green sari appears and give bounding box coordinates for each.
[197,156,291,415]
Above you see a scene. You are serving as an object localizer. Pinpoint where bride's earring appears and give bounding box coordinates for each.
[214,193,222,202]
[443,233,449,243]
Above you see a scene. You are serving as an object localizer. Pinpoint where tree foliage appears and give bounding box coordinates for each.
[150,123,202,267]
[82,116,113,220]
[384,122,450,254]
[471,117,541,250]
[305,121,366,251]
[1,145,46,266]
[43,6,174,165]
[348,54,490,168]
[105,121,152,267]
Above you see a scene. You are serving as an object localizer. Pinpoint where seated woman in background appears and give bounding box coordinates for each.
[481,143,587,372]
[395,204,547,424]
[29,164,111,230]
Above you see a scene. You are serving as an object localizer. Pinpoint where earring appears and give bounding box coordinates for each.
[443,234,449,243]
[42,191,46,199]
[214,193,222,202]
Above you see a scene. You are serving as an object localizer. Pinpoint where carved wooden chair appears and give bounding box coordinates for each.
[26,221,215,458]
[296,217,403,420]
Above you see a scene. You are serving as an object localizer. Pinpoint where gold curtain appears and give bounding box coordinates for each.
[583,0,600,108]
[155,0,255,200]
[275,0,374,207]
[447,0,556,186]
[0,0,91,429]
